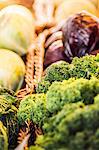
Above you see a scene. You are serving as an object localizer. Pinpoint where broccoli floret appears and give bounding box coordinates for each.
[17,94,48,126]
[46,78,99,114]
[70,55,99,79]
[34,102,99,150]
[43,61,70,83]
[36,80,51,94]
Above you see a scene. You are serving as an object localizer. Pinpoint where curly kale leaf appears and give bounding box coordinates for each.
[37,55,99,94]
[17,94,48,126]
[36,80,51,94]
[42,61,70,83]
[46,78,99,114]
[34,102,99,150]
[70,55,99,79]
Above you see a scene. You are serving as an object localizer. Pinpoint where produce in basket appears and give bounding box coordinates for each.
[0,5,35,56]
[55,0,99,23]
[44,11,99,67]
[0,121,8,150]
[0,49,25,91]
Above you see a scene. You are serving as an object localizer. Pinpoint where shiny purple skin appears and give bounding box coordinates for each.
[44,41,69,68]
[62,11,99,60]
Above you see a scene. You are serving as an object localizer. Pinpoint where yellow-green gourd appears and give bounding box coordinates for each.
[0,49,25,91]
[0,5,35,56]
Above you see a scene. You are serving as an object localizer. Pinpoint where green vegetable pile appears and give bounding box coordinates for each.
[18,77,99,126]
[0,53,98,149]
[46,77,99,114]
[16,54,99,150]
[36,54,99,93]
[29,95,99,150]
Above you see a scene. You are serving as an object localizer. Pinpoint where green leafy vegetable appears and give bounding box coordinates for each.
[17,94,48,126]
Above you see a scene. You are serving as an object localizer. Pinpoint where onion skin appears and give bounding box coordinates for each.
[0,49,25,91]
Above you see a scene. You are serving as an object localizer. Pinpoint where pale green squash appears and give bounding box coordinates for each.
[0,5,35,56]
[0,49,25,91]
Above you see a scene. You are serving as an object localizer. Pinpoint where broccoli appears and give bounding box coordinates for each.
[17,94,48,126]
[46,78,99,114]
[0,121,8,150]
[70,55,99,79]
[32,101,99,150]
[36,55,99,93]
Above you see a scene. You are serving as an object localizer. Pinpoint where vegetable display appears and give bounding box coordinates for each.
[0,0,99,149]
[0,5,35,56]
[0,49,25,91]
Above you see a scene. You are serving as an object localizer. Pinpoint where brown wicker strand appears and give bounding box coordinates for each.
[25,44,35,93]
[18,121,31,150]
[34,30,49,87]
[33,0,55,33]
[16,88,28,100]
